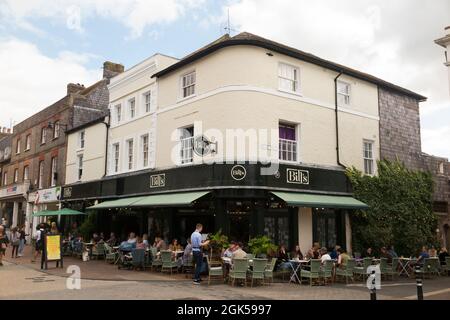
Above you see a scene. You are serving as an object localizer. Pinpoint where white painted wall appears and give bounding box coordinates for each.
[298,207,313,255]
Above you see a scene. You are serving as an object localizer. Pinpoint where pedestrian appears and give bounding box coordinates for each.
[0,225,9,266]
[31,223,45,263]
[18,225,27,257]
[190,223,210,285]
[10,227,20,258]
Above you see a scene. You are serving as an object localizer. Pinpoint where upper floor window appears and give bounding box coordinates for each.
[16,139,21,154]
[25,134,31,151]
[278,63,300,94]
[113,143,120,173]
[127,139,134,170]
[337,81,351,106]
[13,168,19,183]
[179,126,194,164]
[141,134,149,168]
[50,157,57,186]
[438,162,444,174]
[41,127,47,144]
[78,131,85,149]
[144,92,152,113]
[129,98,136,119]
[279,122,298,162]
[77,155,83,181]
[53,121,60,139]
[363,140,374,175]
[115,104,122,123]
[3,172,7,186]
[23,166,29,181]
[181,71,196,98]
[38,161,44,189]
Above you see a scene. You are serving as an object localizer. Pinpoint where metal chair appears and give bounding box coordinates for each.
[229,258,249,287]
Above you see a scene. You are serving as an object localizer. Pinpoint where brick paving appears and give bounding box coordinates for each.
[2,245,450,300]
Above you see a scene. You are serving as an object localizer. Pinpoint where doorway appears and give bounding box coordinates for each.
[227,200,251,244]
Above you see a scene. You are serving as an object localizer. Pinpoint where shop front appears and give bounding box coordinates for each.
[0,181,29,230]
[62,163,367,253]
[29,186,62,237]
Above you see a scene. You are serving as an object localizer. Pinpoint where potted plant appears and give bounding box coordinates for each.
[248,235,278,258]
[207,229,229,260]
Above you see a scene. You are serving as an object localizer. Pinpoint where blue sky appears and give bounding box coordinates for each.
[0,0,449,158]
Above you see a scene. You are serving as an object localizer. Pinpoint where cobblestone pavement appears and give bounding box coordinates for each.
[2,255,450,300]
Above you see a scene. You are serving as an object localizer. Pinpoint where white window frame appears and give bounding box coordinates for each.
[115,104,122,124]
[13,168,18,183]
[180,71,196,99]
[178,126,194,165]
[278,62,301,95]
[128,98,136,119]
[77,154,83,181]
[38,161,44,189]
[78,131,85,150]
[126,139,134,170]
[25,134,31,151]
[141,134,149,168]
[50,156,57,186]
[53,121,60,139]
[3,172,7,186]
[143,91,152,113]
[23,165,29,181]
[278,122,300,163]
[16,139,20,154]
[337,80,351,106]
[363,140,375,175]
[41,127,46,144]
[112,143,120,173]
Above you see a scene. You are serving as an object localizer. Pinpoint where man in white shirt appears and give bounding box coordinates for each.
[320,247,332,263]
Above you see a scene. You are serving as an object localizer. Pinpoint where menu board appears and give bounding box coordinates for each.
[45,235,61,261]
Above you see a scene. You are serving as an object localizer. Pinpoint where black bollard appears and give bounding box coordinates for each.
[415,265,424,300]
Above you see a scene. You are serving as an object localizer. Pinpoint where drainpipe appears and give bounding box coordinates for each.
[334,71,346,168]
[102,111,110,177]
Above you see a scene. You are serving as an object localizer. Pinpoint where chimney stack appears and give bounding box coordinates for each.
[67,83,85,95]
[103,61,124,80]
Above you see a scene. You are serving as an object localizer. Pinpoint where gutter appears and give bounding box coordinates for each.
[334,71,346,169]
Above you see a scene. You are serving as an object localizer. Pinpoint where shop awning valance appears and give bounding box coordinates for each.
[87,191,210,210]
[32,208,87,217]
[271,192,369,209]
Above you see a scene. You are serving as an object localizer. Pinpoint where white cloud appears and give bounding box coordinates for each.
[0,38,101,128]
[0,0,205,38]
[223,0,450,158]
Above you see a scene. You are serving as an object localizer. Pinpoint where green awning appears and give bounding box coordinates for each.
[130,191,210,207]
[86,196,146,210]
[32,208,87,217]
[271,192,369,209]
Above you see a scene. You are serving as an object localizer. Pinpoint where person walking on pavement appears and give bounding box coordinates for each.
[190,223,210,285]
[18,225,27,257]
[0,225,9,266]
[10,227,20,258]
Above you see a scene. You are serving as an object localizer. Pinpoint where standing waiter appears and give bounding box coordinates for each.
[191,223,209,285]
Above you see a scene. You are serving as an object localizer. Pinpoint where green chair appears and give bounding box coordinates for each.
[380,258,395,280]
[150,247,162,271]
[248,258,267,287]
[229,259,249,287]
[182,255,194,276]
[320,259,334,285]
[246,253,255,260]
[104,243,118,264]
[423,258,440,278]
[160,250,178,275]
[264,258,277,285]
[353,257,373,281]
[91,243,106,260]
[300,259,321,286]
[336,259,356,284]
[444,257,450,276]
[131,248,146,270]
[206,256,224,285]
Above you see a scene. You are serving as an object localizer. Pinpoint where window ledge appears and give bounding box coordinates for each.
[278,88,303,97]
[177,94,196,103]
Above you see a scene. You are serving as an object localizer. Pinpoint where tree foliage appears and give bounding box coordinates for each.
[346,160,438,256]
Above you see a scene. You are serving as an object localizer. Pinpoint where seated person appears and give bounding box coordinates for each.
[277,244,291,270]
[417,246,430,265]
[178,238,193,268]
[222,241,236,259]
[428,246,437,258]
[135,236,146,249]
[320,247,332,263]
[153,235,167,251]
[231,242,247,261]
[291,245,304,260]
[438,247,449,265]
[169,238,183,252]
[106,232,118,247]
[362,247,375,258]
[91,233,101,244]
[330,245,341,260]
[380,246,393,263]
[306,242,321,259]
[388,245,398,258]
[142,234,149,248]
[337,248,350,269]
[127,232,137,244]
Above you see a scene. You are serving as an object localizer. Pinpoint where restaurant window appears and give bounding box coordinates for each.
[25,134,31,151]
[77,155,83,181]
[113,143,120,173]
[337,81,351,106]
[179,126,194,164]
[312,208,343,250]
[40,127,46,144]
[363,140,374,175]
[181,71,196,98]
[13,168,19,183]
[115,104,122,124]
[279,122,297,162]
[53,121,60,139]
[38,161,44,189]
[127,139,134,170]
[129,98,136,119]
[278,63,300,93]
[78,131,85,149]
[264,215,290,249]
[16,139,20,154]
[23,166,29,181]
[144,91,152,113]
[141,134,149,168]
[50,157,57,186]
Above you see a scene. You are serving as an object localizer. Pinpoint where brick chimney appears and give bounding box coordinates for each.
[67,83,85,95]
[103,61,124,79]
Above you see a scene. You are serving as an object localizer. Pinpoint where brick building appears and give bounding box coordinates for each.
[379,87,450,248]
[0,62,123,238]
